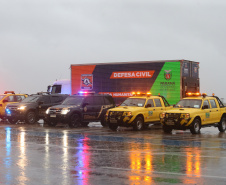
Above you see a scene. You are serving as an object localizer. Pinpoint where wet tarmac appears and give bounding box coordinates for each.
[0,121,226,185]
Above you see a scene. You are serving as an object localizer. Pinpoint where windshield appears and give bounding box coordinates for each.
[175,99,202,108]
[120,98,146,107]
[62,96,84,105]
[0,95,6,101]
[21,96,40,103]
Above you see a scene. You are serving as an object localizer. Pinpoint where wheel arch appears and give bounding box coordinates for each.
[221,113,226,120]
[135,114,144,121]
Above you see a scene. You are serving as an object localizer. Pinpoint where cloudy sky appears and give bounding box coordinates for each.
[0,0,226,100]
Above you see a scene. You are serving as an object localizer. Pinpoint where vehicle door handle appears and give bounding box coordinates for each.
[210,111,211,112]
[217,110,219,111]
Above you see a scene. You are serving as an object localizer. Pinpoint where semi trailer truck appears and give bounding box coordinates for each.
[48,60,200,105]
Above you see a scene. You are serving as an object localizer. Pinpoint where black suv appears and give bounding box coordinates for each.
[45,94,115,127]
[5,93,69,124]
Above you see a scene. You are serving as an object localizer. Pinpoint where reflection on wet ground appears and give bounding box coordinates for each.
[0,122,226,184]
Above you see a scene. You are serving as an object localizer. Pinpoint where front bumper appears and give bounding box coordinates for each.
[106,111,134,126]
[5,109,26,120]
[46,113,70,124]
[161,117,192,129]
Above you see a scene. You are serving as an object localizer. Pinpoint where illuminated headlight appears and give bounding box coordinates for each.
[46,108,50,114]
[124,111,132,116]
[181,113,190,119]
[18,106,26,110]
[160,112,166,119]
[61,108,70,115]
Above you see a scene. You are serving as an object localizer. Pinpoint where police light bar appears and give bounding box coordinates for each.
[78,91,95,95]
[186,92,201,96]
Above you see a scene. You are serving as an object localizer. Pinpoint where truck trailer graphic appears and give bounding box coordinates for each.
[71,60,200,105]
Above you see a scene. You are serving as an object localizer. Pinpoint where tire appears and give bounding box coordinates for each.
[162,125,172,133]
[7,118,19,124]
[69,113,81,128]
[218,117,226,132]
[25,111,37,124]
[133,116,144,131]
[101,118,108,127]
[109,124,118,131]
[47,120,57,127]
[81,122,89,127]
[190,118,201,134]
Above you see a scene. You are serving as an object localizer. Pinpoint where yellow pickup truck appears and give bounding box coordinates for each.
[160,93,226,134]
[106,92,172,131]
[0,91,27,122]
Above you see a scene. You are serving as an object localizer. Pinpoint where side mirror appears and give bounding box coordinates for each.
[202,105,209,109]
[173,104,176,107]
[145,104,152,108]
[3,99,8,103]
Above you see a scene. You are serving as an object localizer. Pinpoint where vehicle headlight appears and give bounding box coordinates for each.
[181,113,190,119]
[46,108,50,114]
[61,108,70,115]
[106,110,109,115]
[124,111,132,116]
[18,106,26,110]
[160,112,166,119]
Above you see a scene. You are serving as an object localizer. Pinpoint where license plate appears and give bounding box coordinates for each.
[50,114,56,118]
[166,120,174,125]
[110,119,117,123]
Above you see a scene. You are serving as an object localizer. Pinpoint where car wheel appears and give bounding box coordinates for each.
[81,122,89,127]
[69,113,81,128]
[218,117,226,132]
[7,118,19,124]
[162,125,172,133]
[25,111,37,124]
[101,118,108,127]
[109,124,118,131]
[133,116,144,131]
[190,118,201,134]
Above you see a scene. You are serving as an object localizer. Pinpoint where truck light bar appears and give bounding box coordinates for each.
[186,92,201,97]
[132,91,152,97]
[4,91,15,94]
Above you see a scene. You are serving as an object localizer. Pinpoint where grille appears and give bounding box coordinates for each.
[109,111,123,118]
[166,113,181,119]
[7,106,18,110]
[49,108,62,114]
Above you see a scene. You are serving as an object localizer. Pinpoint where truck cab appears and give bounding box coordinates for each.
[106,92,172,131]
[47,79,71,95]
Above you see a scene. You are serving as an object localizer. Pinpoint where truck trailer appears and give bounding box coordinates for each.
[70,60,200,105]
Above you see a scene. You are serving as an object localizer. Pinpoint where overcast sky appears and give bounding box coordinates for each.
[0,0,226,100]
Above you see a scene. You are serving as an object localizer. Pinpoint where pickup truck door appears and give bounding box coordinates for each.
[153,98,164,121]
[201,100,212,125]
[145,99,159,122]
[209,99,221,123]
